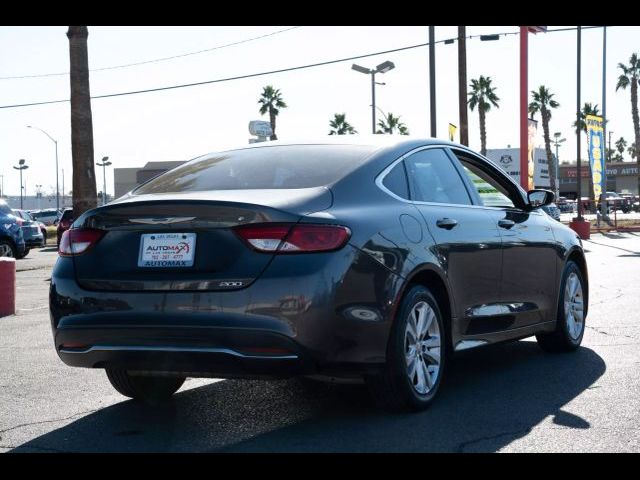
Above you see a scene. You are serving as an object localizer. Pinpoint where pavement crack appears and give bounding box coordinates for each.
[0,408,100,436]
[456,427,532,453]
[587,325,639,340]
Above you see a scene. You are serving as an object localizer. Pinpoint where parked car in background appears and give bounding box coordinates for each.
[31,208,60,226]
[622,195,640,212]
[56,208,74,246]
[0,200,26,258]
[12,209,45,254]
[541,202,561,221]
[50,138,588,411]
[602,192,631,213]
[557,197,576,214]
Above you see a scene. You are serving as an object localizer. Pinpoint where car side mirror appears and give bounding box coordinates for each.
[527,189,555,208]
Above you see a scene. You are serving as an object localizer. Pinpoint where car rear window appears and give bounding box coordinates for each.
[61,210,73,220]
[134,145,377,194]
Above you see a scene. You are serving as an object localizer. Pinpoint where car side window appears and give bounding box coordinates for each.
[457,160,516,209]
[382,161,410,199]
[404,149,472,205]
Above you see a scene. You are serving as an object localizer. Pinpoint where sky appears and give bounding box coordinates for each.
[0,25,638,197]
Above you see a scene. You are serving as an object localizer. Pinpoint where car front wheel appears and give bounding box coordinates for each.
[536,261,586,352]
[106,369,185,405]
[366,285,446,412]
[0,240,16,258]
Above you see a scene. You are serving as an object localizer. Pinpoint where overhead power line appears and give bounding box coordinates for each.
[0,26,607,110]
[0,26,302,80]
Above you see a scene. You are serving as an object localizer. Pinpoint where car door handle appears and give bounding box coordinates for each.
[436,218,458,230]
[498,219,515,229]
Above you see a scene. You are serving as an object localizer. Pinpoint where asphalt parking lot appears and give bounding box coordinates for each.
[1,233,639,452]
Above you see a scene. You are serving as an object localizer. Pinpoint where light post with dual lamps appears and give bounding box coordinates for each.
[351,60,395,134]
[13,159,28,210]
[96,156,112,206]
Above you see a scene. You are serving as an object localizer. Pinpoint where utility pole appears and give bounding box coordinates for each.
[457,26,468,146]
[576,26,583,221]
[429,26,436,137]
[600,25,608,218]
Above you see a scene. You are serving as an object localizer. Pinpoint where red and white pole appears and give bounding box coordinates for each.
[519,26,529,190]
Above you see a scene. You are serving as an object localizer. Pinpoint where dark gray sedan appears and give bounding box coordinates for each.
[50,137,588,411]
[12,209,45,255]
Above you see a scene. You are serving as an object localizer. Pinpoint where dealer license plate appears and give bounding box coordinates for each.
[138,233,196,268]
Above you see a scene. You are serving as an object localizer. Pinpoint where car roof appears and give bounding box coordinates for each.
[196,135,460,156]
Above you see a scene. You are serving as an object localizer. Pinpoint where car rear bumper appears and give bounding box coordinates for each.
[24,236,45,247]
[50,246,402,378]
[55,324,311,377]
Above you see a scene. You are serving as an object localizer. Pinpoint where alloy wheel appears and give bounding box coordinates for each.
[564,272,584,340]
[0,243,14,257]
[404,301,442,395]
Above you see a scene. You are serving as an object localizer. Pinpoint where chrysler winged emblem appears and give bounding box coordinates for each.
[128,217,196,225]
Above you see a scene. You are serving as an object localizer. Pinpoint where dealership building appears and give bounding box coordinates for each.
[486,147,639,198]
[558,161,639,198]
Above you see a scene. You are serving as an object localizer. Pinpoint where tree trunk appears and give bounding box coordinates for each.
[541,108,556,193]
[67,26,97,217]
[631,77,640,194]
[269,108,277,141]
[479,107,486,156]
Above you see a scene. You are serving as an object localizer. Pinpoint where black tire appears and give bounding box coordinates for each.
[0,239,16,258]
[105,369,185,405]
[365,285,446,412]
[16,248,30,259]
[536,261,586,353]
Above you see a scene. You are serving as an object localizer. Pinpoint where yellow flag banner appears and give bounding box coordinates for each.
[448,123,457,142]
[586,114,605,199]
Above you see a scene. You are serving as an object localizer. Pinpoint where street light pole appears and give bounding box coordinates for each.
[352,61,395,134]
[13,159,29,210]
[96,156,112,206]
[371,71,377,134]
[553,132,566,201]
[429,26,436,137]
[27,125,59,211]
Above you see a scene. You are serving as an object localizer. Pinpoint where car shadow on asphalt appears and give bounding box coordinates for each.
[12,341,605,453]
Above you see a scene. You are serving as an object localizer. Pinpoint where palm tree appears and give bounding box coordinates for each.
[628,142,637,160]
[258,85,287,140]
[67,26,97,216]
[528,85,560,193]
[376,113,409,135]
[615,137,628,161]
[468,76,500,156]
[573,103,601,207]
[616,53,640,192]
[329,113,357,135]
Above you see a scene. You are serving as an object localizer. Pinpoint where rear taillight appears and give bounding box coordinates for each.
[234,223,350,253]
[58,228,105,256]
